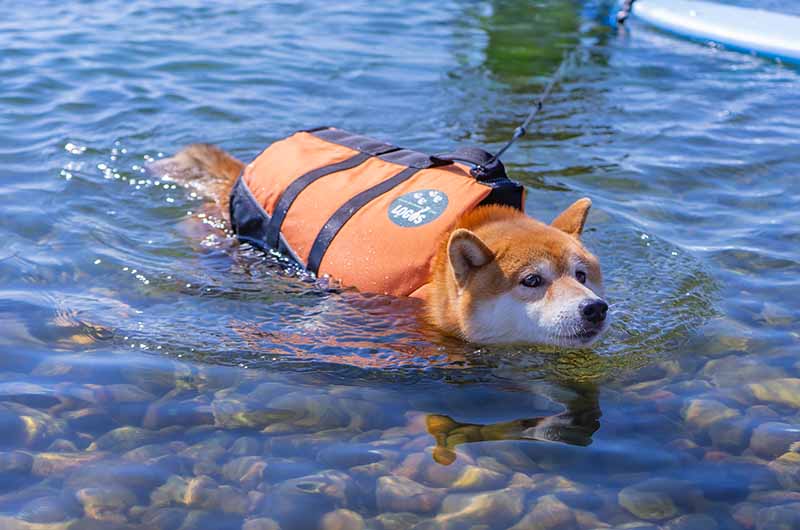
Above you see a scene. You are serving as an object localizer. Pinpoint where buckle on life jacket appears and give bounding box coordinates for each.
[431,147,524,210]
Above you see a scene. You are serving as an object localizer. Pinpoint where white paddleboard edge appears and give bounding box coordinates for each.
[619,0,800,64]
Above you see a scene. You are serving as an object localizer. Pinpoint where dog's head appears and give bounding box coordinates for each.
[445,199,608,346]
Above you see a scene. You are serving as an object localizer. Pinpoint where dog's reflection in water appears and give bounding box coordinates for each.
[424,384,600,465]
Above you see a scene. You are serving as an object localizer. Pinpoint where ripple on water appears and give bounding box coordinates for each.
[2,0,800,528]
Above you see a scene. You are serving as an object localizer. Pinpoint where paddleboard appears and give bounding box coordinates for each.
[620,0,800,64]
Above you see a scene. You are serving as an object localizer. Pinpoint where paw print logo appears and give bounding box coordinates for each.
[388,189,449,227]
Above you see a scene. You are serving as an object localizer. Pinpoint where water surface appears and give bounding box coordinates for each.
[1,1,799,529]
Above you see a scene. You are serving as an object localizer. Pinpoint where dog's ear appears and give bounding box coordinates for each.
[551,198,592,238]
[448,229,494,287]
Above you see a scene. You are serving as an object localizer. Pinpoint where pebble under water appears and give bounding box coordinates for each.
[1,0,800,529]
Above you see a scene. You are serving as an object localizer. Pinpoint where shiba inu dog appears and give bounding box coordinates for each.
[156,143,608,347]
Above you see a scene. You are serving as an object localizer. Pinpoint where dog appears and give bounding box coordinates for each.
[155,143,608,347]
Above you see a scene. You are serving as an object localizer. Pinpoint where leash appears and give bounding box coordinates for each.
[482,49,578,170]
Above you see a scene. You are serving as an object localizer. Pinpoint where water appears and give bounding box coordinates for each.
[1,0,799,528]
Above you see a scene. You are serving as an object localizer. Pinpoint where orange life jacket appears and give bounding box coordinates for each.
[229,127,524,298]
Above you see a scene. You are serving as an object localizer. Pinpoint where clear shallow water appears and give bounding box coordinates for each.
[1,1,799,529]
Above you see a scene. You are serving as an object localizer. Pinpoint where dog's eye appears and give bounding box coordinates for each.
[576,271,587,284]
[521,274,542,288]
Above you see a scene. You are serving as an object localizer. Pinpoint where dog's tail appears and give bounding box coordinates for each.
[150,144,245,214]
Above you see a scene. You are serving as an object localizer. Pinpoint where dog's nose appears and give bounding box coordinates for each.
[581,300,608,324]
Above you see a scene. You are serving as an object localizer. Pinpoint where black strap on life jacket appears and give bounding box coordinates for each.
[306,166,422,274]
[264,152,372,249]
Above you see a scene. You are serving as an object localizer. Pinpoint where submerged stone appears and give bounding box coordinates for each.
[750,422,800,459]
[663,514,719,530]
[748,379,800,409]
[701,357,785,388]
[755,503,800,530]
[242,518,281,530]
[317,443,384,469]
[66,460,170,496]
[682,399,739,433]
[230,436,261,456]
[748,490,800,504]
[31,452,107,477]
[264,470,354,530]
[76,485,137,523]
[769,451,800,491]
[150,474,247,514]
[122,443,178,463]
[139,506,188,530]
[320,509,365,530]
[370,512,421,530]
[120,361,193,396]
[708,416,753,453]
[248,382,299,403]
[336,397,385,431]
[183,475,219,508]
[61,408,109,435]
[731,502,759,530]
[46,439,79,453]
[143,398,214,430]
[618,482,679,521]
[177,509,243,530]
[88,426,161,452]
[90,383,156,405]
[376,476,445,514]
[508,494,575,530]
[0,516,74,530]
[267,393,350,431]
[448,464,507,491]
[18,494,80,523]
[436,486,525,529]
[573,509,609,529]
[222,456,266,487]
[151,475,189,507]
[260,457,320,484]
[0,402,68,449]
[0,382,60,408]
[179,438,227,463]
[0,451,33,483]
[211,397,295,429]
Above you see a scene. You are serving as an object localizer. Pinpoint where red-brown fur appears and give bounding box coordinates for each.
[426,202,601,340]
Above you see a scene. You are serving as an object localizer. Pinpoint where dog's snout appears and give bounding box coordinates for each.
[581,300,608,324]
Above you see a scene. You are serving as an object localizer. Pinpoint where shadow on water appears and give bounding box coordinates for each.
[423,381,601,465]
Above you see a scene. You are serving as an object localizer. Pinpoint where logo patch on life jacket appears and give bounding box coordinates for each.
[388,189,448,227]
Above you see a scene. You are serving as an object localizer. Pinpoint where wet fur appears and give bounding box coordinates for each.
[156,144,607,346]
[151,143,244,213]
[427,203,606,346]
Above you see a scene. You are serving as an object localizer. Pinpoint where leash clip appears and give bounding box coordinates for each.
[470,164,489,180]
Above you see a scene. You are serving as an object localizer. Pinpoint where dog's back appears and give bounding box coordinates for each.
[151,143,243,214]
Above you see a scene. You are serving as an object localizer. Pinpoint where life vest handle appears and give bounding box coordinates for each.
[431,147,506,182]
